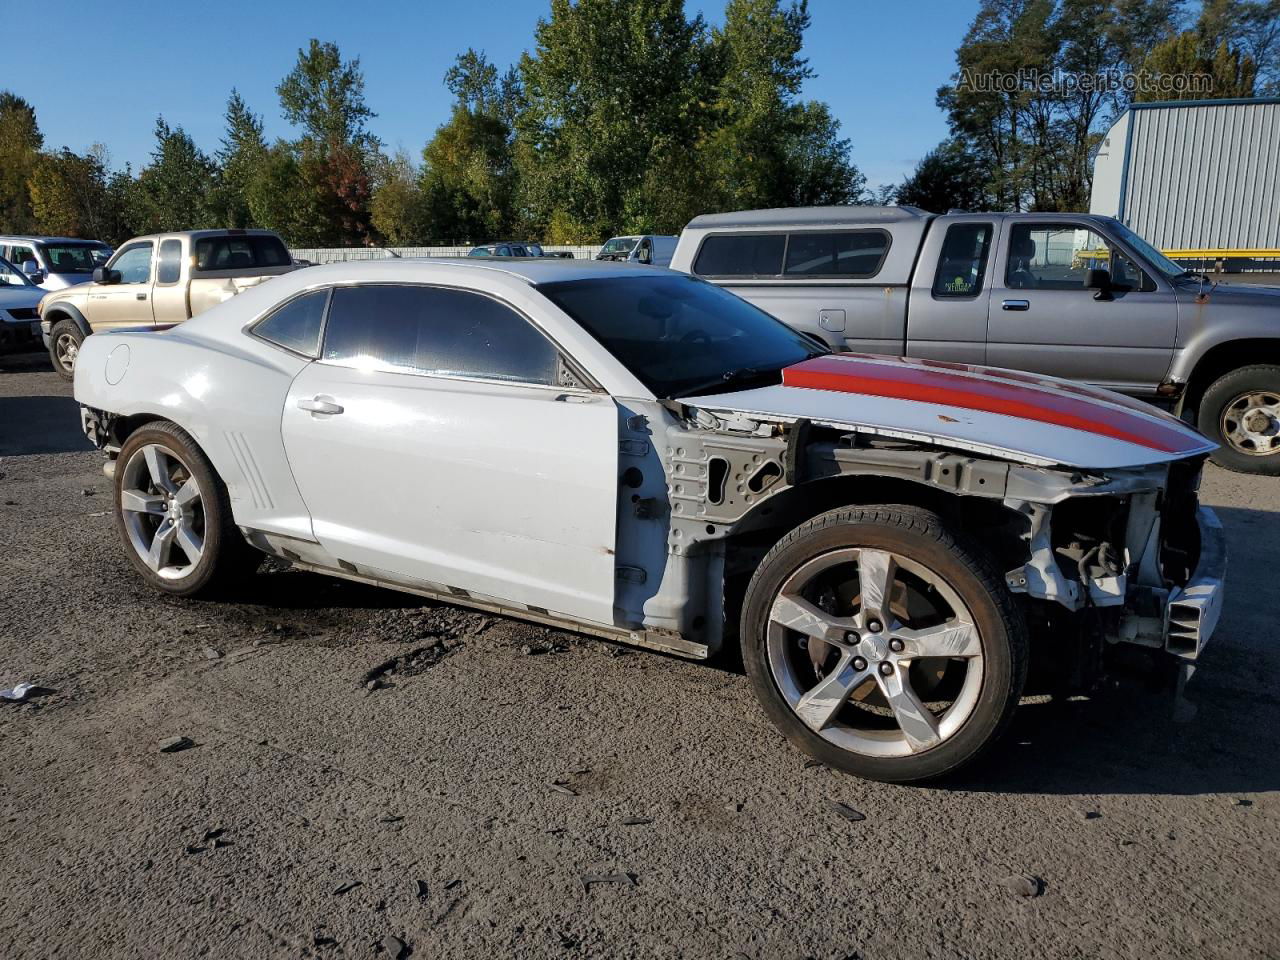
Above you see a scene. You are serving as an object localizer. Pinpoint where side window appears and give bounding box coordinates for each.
[692,234,786,277]
[1007,224,1148,292]
[322,285,560,385]
[253,289,328,356]
[156,239,183,285]
[10,245,35,266]
[111,243,154,284]
[783,231,889,278]
[932,223,993,298]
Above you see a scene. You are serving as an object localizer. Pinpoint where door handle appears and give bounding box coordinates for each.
[297,396,344,415]
[555,393,597,404]
[136,293,147,300]
[1001,299,1030,311]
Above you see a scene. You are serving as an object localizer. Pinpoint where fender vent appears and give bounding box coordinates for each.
[224,432,274,510]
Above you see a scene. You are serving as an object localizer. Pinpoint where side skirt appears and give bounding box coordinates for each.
[244,527,709,661]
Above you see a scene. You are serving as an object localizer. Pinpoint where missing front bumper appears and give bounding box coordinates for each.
[1163,506,1227,659]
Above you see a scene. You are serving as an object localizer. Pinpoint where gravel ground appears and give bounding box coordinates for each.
[1,349,1278,960]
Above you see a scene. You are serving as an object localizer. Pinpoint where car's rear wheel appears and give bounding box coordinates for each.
[113,422,259,597]
[49,319,83,381]
[1197,365,1280,475]
[741,505,1027,783]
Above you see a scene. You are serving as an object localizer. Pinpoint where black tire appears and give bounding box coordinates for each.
[48,319,83,381]
[113,421,260,598]
[1197,365,1280,475]
[740,505,1027,783]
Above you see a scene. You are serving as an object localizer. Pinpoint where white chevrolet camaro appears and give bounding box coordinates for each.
[74,258,1225,782]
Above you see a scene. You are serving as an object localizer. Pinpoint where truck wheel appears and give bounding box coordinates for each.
[113,422,260,598]
[48,319,83,381]
[1197,365,1280,475]
[740,505,1027,783]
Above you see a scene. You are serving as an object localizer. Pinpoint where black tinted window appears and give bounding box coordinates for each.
[693,234,785,277]
[932,223,992,298]
[254,289,328,356]
[194,235,290,271]
[323,285,559,384]
[157,239,183,285]
[784,231,889,278]
[541,275,820,398]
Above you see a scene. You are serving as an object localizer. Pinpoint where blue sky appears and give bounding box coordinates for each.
[6,0,977,189]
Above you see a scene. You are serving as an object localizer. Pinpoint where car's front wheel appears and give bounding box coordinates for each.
[113,422,259,597]
[741,505,1027,783]
[48,319,83,381]
[1197,365,1280,475]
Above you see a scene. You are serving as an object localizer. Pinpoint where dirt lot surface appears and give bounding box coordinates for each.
[2,350,1278,960]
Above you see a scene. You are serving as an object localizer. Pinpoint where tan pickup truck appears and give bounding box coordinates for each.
[38,229,298,379]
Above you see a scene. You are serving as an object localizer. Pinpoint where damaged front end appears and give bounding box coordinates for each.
[624,396,1225,691]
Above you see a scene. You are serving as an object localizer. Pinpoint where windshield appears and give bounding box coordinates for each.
[0,255,34,287]
[467,247,492,257]
[40,243,110,274]
[600,237,639,255]
[1105,220,1188,280]
[540,274,825,398]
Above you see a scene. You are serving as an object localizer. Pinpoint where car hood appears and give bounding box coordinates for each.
[0,285,44,310]
[41,272,98,291]
[691,353,1215,469]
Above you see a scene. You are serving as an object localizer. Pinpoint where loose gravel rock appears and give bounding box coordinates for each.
[2,352,1279,958]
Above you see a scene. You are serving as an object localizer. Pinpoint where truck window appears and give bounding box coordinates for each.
[111,243,154,284]
[932,223,993,298]
[693,234,785,277]
[1007,224,1149,292]
[156,239,183,285]
[783,231,889,278]
[194,235,291,272]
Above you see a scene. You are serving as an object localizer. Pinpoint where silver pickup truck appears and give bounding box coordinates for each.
[672,207,1280,475]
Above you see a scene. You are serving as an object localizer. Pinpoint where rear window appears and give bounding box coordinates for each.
[693,230,890,279]
[693,234,785,277]
[194,235,290,272]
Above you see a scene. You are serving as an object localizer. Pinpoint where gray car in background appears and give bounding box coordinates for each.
[671,206,1280,475]
[0,236,114,290]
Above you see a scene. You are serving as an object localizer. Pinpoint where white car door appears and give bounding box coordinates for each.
[280,282,619,626]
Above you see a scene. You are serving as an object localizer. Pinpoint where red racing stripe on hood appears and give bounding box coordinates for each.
[782,355,1197,454]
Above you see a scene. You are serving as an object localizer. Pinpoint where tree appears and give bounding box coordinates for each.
[276,40,378,245]
[1138,30,1257,101]
[370,150,426,245]
[216,90,267,228]
[702,0,862,209]
[421,104,517,241]
[896,140,991,212]
[27,147,120,239]
[0,92,42,233]
[245,142,315,243]
[515,0,713,239]
[277,39,376,147]
[130,118,219,233]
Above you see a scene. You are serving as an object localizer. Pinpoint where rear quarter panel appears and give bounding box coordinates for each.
[73,326,315,542]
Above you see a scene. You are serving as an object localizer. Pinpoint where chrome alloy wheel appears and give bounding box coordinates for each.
[1221,391,1280,456]
[766,548,984,758]
[55,332,79,373]
[119,443,206,581]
